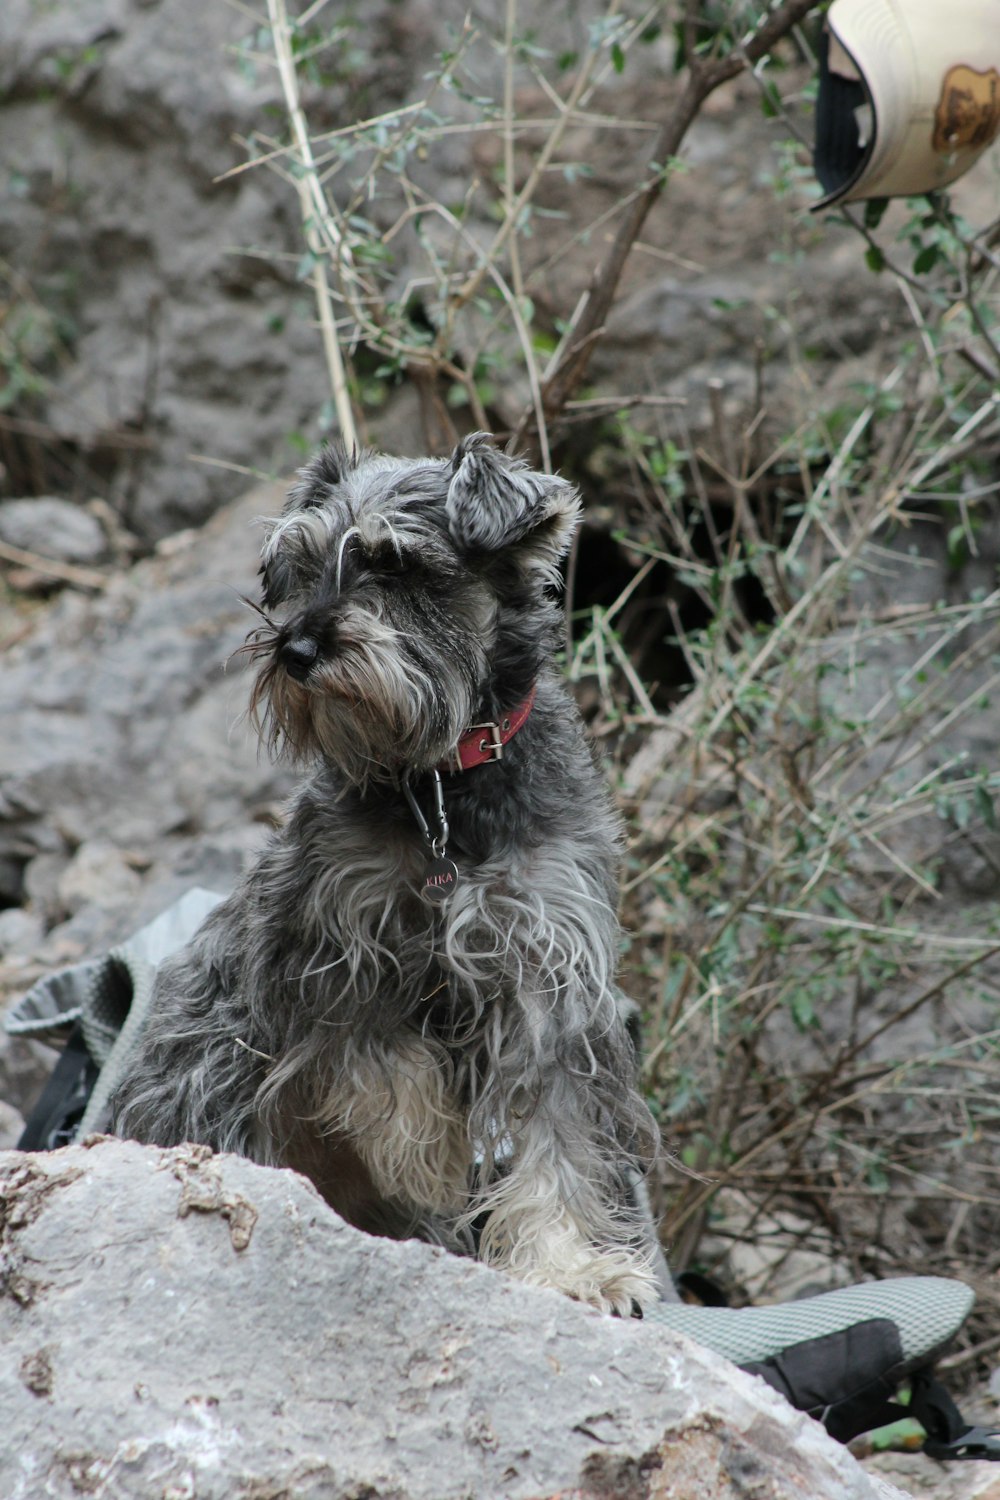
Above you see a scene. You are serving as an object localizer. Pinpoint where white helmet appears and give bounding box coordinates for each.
[814,0,1000,207]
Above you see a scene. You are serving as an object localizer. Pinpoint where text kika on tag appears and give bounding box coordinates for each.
[423,857,459,904]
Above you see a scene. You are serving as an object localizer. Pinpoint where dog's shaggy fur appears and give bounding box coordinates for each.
[113,435,664,1314]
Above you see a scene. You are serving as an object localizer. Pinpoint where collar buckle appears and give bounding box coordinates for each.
[466,719,506,765]
[441,684,536,774]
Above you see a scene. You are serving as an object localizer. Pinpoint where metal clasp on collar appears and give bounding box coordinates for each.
[469,718,508,764]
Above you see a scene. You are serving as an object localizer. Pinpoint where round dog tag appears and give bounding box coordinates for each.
[422,857,459,905]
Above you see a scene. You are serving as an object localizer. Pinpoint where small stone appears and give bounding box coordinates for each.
[0,499,108,566]
[23,853,71,916]
[0,907,45,957]
[57,842,143,916]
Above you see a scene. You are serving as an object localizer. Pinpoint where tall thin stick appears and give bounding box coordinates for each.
[266,0,358,452]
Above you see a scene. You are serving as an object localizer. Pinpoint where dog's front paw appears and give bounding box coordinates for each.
[476,1188,660,1316]
[507,1245,659,1317]
[570,1254,659,1318]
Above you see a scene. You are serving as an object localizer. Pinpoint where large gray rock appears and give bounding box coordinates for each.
[0,1138,910,1500]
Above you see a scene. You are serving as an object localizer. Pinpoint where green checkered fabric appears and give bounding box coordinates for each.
[645,1275,972,1366]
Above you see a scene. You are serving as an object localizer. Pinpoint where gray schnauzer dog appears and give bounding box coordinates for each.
[113,434,664,1315]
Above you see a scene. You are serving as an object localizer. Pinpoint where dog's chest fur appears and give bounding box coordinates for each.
[253,691,621,1061]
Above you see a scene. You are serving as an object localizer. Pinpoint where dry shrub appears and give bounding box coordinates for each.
[591,272,1000,1369]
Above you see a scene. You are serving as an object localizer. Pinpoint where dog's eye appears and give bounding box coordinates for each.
[365,542,408,577]
[260,557,291,609]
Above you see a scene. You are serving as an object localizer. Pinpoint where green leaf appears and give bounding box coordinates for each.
[863,197,889,230]
[759,80,781,119]
[912,244,940,275]
[865,245,885,273]
[976,784,997,830]
[946,523,968,566]
[611,41,625,73]
[867,1162,889,1193]
[790,991,815,1030]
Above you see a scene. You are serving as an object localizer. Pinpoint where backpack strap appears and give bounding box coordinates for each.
[16,1022,99,1152]
[910,1369,1000,1461]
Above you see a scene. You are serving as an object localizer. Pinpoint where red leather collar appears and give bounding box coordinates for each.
[442,684,536,773]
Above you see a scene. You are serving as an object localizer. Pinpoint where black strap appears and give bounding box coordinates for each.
[17,1022,100,1152]
[847,1369,1000,1461]
[822,1366,1000,1460]
[743,1322,1000,1460]
[910,1369,1000,1462]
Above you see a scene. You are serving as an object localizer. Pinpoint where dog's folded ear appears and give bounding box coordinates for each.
[446,433,580,574]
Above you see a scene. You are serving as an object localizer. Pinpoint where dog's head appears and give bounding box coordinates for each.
[246,434,579,784]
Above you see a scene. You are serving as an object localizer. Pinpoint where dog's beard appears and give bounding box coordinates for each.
[252,609,485,785]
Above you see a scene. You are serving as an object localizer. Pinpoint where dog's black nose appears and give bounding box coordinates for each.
[279,636,320,681]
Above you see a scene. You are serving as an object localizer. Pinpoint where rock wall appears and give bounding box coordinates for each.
[0,0,418,536]
[0,478,292,1123]
[0,0,939,543]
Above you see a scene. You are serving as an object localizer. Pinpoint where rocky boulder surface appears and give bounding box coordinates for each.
[0,1137,911,1500]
